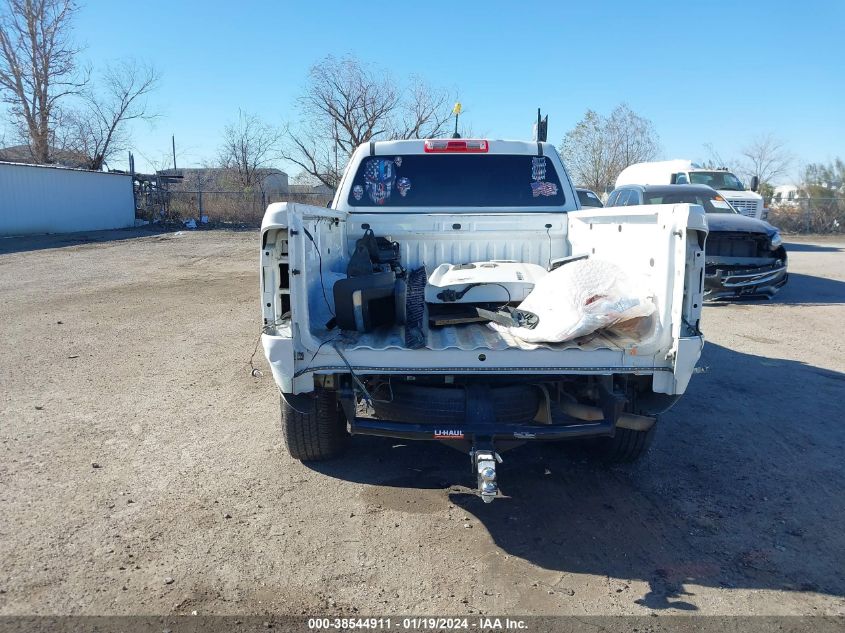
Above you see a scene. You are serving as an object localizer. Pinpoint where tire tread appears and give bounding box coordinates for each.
[595,425,655,463]
[280,391,347,461]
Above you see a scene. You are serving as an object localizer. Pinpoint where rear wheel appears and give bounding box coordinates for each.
[588,423,657,463]
[280,391,348,461]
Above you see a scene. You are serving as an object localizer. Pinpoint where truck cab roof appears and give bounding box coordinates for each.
[364,139,558,156]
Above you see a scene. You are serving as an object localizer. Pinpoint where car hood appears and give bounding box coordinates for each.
[706,213,778,236]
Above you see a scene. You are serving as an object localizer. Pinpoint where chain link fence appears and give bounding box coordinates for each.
[767,198,844,234]
[137,190,335,226]
[136,188,843,234]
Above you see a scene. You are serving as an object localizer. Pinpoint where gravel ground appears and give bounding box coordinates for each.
[0,229,843,617]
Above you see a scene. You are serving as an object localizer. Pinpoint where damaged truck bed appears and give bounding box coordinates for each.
[260,139,707,502]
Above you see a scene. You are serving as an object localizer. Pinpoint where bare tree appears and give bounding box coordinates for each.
[63,60,159,170]
[218,110,282,191]
[560,110,615,195]
[700,142,730,169]
[739,134,792,186]
[606,103,659,171]
[803,158,844,191]
[282,55,454,189]
[0,0,87,163]
[396,75,453,140]
[560,103,660,194]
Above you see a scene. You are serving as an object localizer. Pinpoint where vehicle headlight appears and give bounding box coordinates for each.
[770,232,782,248]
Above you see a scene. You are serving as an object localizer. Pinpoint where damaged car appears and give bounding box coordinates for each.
[606,184,787,300]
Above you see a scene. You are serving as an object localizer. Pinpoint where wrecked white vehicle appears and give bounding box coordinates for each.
[260,139,707,502]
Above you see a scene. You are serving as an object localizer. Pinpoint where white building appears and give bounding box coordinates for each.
[159,167,290,194]
[0,162,135,236]
[771,184,803,207]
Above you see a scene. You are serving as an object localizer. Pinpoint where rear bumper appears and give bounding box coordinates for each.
[351,417,614,441]
[704,261,788,300]
[338,381,655,446]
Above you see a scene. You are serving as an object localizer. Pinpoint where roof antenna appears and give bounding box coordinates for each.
[451,102,462,139]
[534,108,548,142]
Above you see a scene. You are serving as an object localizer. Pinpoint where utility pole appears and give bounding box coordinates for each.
[198,172,204,220]
[172,135,177,172]
[129,151,137,214]
[333,119,339,184]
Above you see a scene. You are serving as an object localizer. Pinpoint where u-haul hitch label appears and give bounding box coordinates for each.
[434,429,464,439]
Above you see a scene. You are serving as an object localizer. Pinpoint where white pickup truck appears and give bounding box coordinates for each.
[260,139,707,502]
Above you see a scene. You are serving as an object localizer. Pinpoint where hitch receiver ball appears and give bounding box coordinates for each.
[473,449,501,503]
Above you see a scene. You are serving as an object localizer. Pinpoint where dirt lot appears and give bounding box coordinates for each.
[1,229,844,617]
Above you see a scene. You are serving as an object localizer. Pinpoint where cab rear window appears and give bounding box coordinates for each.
[347,154,565,207]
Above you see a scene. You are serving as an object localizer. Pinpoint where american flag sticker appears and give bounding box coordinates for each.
[531,181,558,197]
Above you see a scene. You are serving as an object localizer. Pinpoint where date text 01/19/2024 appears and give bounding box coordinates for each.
[307,617,529,630]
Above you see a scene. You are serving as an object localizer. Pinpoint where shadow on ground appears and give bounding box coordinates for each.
[0,226,175,255]
[309,342,845,610]
[705,272,845,306]
[0,224,260,255]
[772,273,845,305]
[783,241,843,253]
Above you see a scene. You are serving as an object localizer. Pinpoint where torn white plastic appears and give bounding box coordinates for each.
[489,258,656,344]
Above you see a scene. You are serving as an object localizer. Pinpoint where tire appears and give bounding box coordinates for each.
[280,390,348,461]
[588,423,657,463]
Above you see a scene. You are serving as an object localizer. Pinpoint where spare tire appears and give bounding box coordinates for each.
[372,383,540,425]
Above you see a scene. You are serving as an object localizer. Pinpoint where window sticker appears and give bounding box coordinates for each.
[586,191,598,199]
[531,181,558,197]
[397,177,411,197]
[531,156,547,181]
[394,156,403,167]
[711,199,732,209]
[352,184,363,201]
[363,158,396,205]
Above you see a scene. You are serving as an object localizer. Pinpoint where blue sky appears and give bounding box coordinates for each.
[60,0,845,180]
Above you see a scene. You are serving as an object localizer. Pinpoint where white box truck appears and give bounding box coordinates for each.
[616,159,764,219]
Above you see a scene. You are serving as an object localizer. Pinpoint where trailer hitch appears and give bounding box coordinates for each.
[343,379,628,504]
[471,443,502,503]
